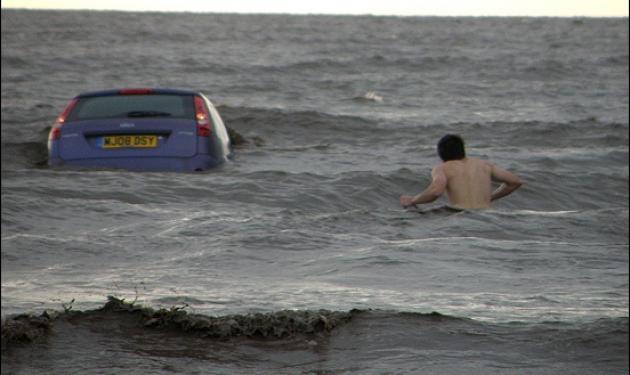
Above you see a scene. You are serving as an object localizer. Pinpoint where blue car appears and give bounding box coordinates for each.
[47,88,231,171]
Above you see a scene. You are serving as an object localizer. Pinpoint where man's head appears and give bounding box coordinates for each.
[437,134,466,161]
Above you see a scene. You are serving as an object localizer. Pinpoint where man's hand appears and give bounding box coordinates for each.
[400,195,417,208]
[400,166,447,209]
[490,164,522,201]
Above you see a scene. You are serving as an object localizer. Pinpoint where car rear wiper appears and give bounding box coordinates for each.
[127,110,172,118]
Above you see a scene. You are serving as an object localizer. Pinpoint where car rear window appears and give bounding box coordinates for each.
[66,94,195,121]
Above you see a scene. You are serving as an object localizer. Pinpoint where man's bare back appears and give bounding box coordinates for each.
[441,158,493,208]
[400,135,522,210]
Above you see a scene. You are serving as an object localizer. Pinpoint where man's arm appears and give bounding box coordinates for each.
[400,165,447,208]
[490,164,522,201]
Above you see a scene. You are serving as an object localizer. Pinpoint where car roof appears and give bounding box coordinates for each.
[76,88,201,98]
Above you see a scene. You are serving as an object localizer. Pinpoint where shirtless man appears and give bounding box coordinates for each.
[400,134,522,209]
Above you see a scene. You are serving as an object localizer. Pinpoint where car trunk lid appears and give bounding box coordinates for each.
[58,118,198,160]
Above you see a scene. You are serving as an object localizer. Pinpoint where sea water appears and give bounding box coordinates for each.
[1,10,628,374]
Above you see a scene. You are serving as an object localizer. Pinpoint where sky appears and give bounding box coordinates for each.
[1,0,628,17]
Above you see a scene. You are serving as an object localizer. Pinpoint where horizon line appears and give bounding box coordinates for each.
[1,7,628,18]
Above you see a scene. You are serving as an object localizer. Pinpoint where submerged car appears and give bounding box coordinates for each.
[47,88,231,171]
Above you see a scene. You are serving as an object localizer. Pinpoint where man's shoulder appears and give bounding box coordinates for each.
[441,158,493,174]
[467,156,488,163]
[432,162,448,173]
[469,157,493,168]
[441,158,485,168]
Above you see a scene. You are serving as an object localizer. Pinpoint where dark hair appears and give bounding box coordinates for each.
[437,134,466,161]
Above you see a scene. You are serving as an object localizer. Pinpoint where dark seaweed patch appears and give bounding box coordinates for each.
[1,296,354,350]
[1,312,54,350]
[101,296,352,339]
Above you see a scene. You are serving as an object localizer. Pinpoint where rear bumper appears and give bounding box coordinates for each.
[48,155,225,172]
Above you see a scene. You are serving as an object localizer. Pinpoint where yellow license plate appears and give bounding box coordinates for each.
[102,135,158,149]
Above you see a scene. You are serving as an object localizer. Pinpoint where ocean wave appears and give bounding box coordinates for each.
[348,91,384,103]
[3,297,627,366]
[1,296,448,348]
[221,107,629,152]
[3,102,627,172]
[219,105,377,132]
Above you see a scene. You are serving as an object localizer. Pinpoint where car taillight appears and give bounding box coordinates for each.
[119,88,153,95]
[49,127,62,141]
[194,96,211,137]
[49,98,78,140]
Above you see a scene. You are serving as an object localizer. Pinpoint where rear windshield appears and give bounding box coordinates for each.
[66,94,195,121]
